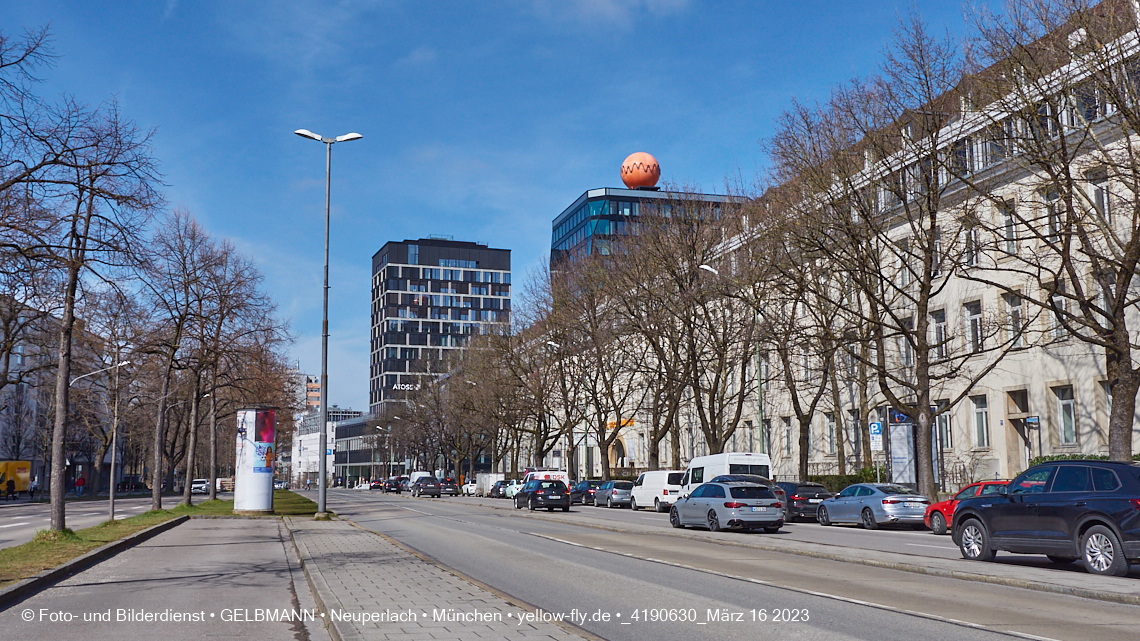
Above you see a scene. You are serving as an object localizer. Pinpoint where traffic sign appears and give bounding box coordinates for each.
[869,421,883,452]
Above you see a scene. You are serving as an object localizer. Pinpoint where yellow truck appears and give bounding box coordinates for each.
[0,460,32,495]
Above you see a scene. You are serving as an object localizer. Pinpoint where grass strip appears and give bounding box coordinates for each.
[0,492,321,588]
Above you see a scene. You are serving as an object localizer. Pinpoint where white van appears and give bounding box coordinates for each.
[680,452,772,497]
[630,470,685,512]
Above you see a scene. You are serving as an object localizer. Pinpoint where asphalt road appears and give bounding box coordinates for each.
[318,490,1140,641]
[0,495,222,550]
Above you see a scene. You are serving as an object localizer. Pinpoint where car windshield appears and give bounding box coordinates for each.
[667,473,685,485]
[877,484,918,495]
[797,485,826,494]
[614,481,634,490]
[422,477,438,483]
[729,486,775,499]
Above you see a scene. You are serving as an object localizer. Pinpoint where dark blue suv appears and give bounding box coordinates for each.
[952,460,1140,576]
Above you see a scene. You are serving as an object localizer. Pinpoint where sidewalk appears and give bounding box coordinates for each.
[285,517,587,641]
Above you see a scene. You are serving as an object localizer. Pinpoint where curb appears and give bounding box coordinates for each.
[403,494,1140,607]
[0,515,189,610]
[282,517,352,641]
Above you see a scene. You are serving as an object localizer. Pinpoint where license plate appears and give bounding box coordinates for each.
[809,499,822,503]
[905,502,921,508]
[669,490,677,494]
[550,495,561,499]
[750,507,769,512]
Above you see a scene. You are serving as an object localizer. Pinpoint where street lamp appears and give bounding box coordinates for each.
[69,361,130,518]
[698,264,719,276]
[295,127,362,516]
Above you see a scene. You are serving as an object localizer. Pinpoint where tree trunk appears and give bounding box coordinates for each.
[151,355,174,511]
[181,383,200,506]
[829,364,847,475]
[1106,349,1139,462]
[49,259,82,532]
[208,379,217,501]
[798,417,811,480]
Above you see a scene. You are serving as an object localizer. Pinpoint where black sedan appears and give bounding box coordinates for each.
[953,459,1140,576]
[439,477,460,496]
[514,479,571,511]
[776,481,834,520]
[489,480,507,498]
[383,478,402,493]
[570,480,603,505]
[369,479,384,490]
[411,477,441,498]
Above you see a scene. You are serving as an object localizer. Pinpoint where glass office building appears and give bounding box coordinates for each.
[370,237,511,416]
[550,187,736,264]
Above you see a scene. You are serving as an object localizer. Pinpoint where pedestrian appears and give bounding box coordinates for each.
[75,476,85,497]
[29,479,38,501]
[305,478,311,491]
[4,478,14,501]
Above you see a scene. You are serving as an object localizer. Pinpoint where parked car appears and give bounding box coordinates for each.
[710,475,786,504]
[190,479,209,495]
[489,480,508,498]
[383,478,402,493]
[952,460,1140,576]
[398,477,411,491]
[411,477,441,498]
[462,480,477,495]
[631,470,685,512]
[503,479,525,499]
[439,477,460,496]
[369,479,385,490]
[776,482,833,521]
[817,483,930,530]
[514,479,571,512]
[670,481,784,533]
[570,480,603,505]
[680,452,772,497]
[925,480,1008,535]
[594,480,634,508]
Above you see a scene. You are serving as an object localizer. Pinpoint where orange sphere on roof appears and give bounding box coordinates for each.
[620,152,660,189]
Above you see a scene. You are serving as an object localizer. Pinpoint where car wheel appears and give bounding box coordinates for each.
[562,505,570,512]
[528,498,536,512]
[930,512,947,535]
[547,507,554,511]
[764,525,781,534]
[817,505,831,526]
[1081,525,1130,576]
[607,497,614,509]
[630,497,639,511]
[958,519,996,562]
[1047,555,1078,564]
[670,507,683,528]
[514,497,522,509]
[707,510,721,532]
[654,498,662,513]
[861,508,879,530]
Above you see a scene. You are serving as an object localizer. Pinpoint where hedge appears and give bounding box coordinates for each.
[1027,453,1140,467]
[806,466,887,492]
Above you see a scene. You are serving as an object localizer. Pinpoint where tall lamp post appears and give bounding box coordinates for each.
[70,360,129,519]
[295,128,362,516]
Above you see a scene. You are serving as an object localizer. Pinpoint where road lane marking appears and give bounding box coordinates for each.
[0,522,29,528]
[528,533,584,547]
[523,530,1063,641]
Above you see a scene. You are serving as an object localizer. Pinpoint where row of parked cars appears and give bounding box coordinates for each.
[369,475,462,497]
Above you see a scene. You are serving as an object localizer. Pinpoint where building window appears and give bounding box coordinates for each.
[965,302,983,353]
[972,395,990,448]
[1000,201,1017,254]
[1056,386,1076,445]
[896,240,911,288]
[931,310,947,359]
[1050,280,1068,339]
[900,317,914,367]
[826,413,836,455]
[965,227,980,266]
[1044,190,1061,242]
[935,400,952,450]
[761,419,771,454]
[848,409,861,454]
[931,227,942,276]
[1005,294,1024,348]
[407,244,419,265]
[782,417,792,456]
[1091,176,1111,226]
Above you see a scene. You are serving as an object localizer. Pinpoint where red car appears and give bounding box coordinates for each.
[925,480,1008,535]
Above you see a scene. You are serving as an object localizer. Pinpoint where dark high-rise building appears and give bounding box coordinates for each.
[369,237,511,415]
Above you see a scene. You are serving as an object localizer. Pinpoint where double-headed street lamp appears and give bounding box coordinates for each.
[295,127,362,515]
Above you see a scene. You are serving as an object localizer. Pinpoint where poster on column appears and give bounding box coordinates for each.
[889,418,915,485]
[235,408,275,513]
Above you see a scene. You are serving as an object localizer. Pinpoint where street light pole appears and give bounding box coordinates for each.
[295,128,362,516]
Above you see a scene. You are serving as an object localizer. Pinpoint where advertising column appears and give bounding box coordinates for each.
[234,408,275,514]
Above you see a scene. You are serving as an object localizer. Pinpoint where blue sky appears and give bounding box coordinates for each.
[6,1,995,412]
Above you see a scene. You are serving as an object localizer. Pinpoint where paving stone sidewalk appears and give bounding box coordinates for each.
[285,517,586,641]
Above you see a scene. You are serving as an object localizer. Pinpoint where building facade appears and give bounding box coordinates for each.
[289,405,362,487]
[369,237,511,416]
